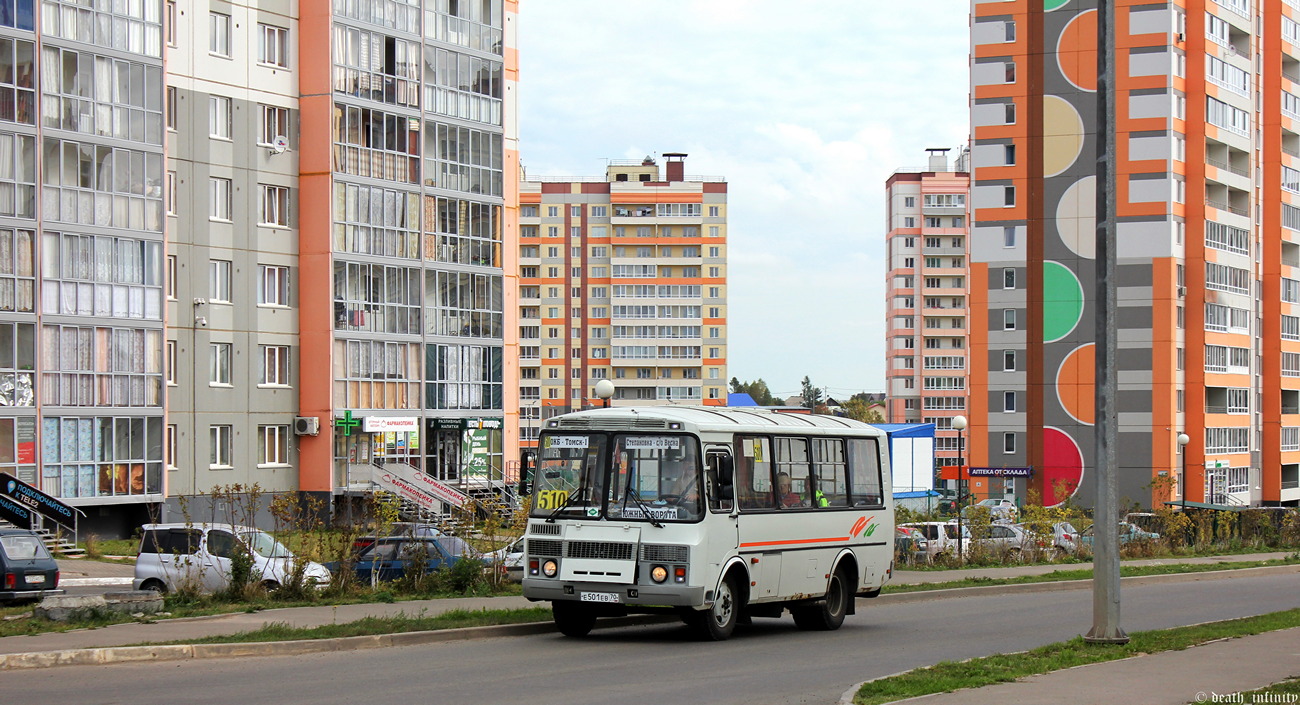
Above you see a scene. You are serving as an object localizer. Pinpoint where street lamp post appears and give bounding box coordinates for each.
[1177,433,1189,501]
[594,379,615,409]
[952,415,968,564]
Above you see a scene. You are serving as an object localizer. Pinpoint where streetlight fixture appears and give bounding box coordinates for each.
[1177,433,1189,500]
[951,414,968,564]
[594,380,615,408]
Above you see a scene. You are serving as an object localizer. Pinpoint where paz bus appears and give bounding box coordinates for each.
[520,406,895,640]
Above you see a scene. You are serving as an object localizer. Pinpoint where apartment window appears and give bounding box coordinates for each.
[1004,62,1016,83]
[708,206,719,216]
[570,205,581,217]
[209,343,231,385]
[210,425,232,468]
[1003,432,1016,454]
[259,105,290,147]
[257,24,290,68]
[164,1,176,46]
[592,206,607,217]
[1004,391,1016,412]
[904,257,915,269]
[209,260,232,303]
[1003,268,1015,289]
[165,86,176,130]
[209,178,231,220]
[1003,226,1016,247]
[259,185,290,226]
[925,217,941,228]
[166,255,176,299]
[209,96,231,139]
[258,265,290,306]
[1004,144,1016,165]
[209,12,231,57]
[1003,350,1016,372]
[258,426,289,466]
[166,171,177,215]
[903,197,915,208]
[1003,309,1017,330]
[261,345,289,386]
[1003,186,1016,206]
[165,340,176,386]
[951,216,964,228]
[165,423,177,469]
[1004,20,1016,42]
[904,217,916,228]
[1005,102,1016,124]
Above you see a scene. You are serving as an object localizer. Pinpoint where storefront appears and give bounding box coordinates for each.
[334,414,423,487]
[428,417,503,486]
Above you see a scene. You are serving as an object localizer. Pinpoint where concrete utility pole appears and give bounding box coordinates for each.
[1086,0,1129,645]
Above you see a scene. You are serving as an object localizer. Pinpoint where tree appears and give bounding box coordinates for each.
[800,376,824,411]
[729,378,778,406]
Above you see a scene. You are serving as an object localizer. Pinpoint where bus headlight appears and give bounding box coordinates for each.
[650,565,668,583]
[542,560,558,578]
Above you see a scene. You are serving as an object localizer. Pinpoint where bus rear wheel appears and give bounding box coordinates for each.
[792,566,850,631]
[552,600,597,638]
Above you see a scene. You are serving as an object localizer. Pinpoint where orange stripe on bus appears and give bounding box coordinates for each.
[739,536,851,548]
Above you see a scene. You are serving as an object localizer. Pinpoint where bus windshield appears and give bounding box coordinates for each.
[530,434,609,519]
[530,432,702,523]
[608,434,702,522]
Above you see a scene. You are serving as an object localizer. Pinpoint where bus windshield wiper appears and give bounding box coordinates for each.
[623,484,664,528]
[545,486,584,523]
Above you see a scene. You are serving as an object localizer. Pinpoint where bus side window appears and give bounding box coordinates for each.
[848,437,884,507]
[812,437,849,508]
[736,436,773,510]
[774,437,811,509]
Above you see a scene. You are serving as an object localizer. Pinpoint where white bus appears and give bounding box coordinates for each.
[520,406,895,640]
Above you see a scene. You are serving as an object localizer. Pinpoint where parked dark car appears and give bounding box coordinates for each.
[328,535,486,583]
[0,528,64,603]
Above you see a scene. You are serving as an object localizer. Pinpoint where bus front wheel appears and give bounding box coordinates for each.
[792,565,850,631]
[690,573,741,641]
[552,600,597,638]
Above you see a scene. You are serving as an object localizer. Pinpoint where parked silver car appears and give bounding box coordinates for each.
[133,523,331,594]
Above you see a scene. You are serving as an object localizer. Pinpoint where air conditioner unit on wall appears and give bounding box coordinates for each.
[294,416,320,436]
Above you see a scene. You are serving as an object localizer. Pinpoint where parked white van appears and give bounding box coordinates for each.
[133,523,331,594]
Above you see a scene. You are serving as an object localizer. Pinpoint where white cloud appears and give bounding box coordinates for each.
[519,0,970,394]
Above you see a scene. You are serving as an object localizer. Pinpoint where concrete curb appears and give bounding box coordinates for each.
[60,578,134,587]
[4,565,1296,671]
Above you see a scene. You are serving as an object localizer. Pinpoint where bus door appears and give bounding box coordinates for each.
[733,435,785,599]
[705,446,738,564]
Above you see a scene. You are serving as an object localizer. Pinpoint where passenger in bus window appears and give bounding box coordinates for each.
[775,472,803,508]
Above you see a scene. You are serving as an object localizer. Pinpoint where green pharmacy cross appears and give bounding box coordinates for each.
[334,410,361,436]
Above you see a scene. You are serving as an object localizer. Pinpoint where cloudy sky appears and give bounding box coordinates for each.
[517,1,970,401]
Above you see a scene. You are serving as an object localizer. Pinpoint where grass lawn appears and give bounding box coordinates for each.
[854,609,1300,705]
[884,556,1300,594]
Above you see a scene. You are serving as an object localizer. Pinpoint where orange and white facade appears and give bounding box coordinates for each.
[885,149,972,477]
[970,0,1299,508]
[167,0,519,517]
[516,155,728,449]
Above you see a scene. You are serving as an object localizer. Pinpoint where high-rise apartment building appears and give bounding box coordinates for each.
[515,155,728,449]
[164,0,518,524]
[0,1,167,536]
[885,149,971,478]
[970,0,1299,508]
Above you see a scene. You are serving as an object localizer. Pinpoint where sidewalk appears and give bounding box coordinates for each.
[872,626,1300,705]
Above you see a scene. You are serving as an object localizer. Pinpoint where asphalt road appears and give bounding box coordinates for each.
[7,572,1299,705]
